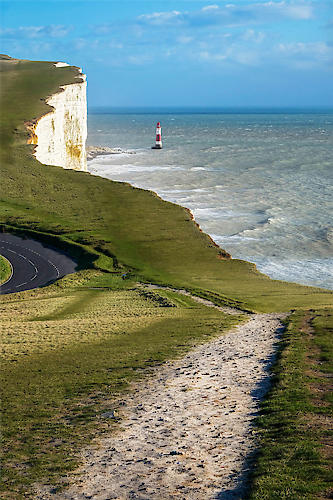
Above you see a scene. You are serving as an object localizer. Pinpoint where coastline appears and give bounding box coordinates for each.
[86,145,136,161]
[87,147,233,262]
[86,147,326,290]
[86,134,333,291]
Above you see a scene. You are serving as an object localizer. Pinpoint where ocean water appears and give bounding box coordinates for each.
[87,110,333,290]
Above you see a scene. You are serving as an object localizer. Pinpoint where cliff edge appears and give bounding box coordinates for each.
[27,62,87,171]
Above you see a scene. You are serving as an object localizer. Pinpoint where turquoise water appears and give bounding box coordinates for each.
[88,111,333,290]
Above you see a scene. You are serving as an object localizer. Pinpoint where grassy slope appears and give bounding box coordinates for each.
[0,57,332,496]
[248,309,333,499]
[0,254,11,284]
[0,57,332,313]
[1,272,242,495]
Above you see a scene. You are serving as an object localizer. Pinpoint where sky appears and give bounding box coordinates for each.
[0,0,332,108]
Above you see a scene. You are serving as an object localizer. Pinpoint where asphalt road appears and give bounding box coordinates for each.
[0,233,77,295]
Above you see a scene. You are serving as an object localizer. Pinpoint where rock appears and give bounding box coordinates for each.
[101,410,117,419]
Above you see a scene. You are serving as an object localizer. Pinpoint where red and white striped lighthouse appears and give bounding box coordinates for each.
[152,121,162,149]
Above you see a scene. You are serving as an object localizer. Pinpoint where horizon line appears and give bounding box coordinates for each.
[88,105,333,114]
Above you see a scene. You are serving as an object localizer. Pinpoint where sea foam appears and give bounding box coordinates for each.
[88,111,333,290]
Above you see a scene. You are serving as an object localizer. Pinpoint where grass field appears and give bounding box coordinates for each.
[0,254,11,284]
[0,271,243,496]
[248,308,333,499]
[0,56,332,496]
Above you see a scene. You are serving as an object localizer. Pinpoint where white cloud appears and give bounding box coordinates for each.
[0,25,72,39]
[138,10,182,26]
[259,1,313,20]
[275,41,333,68]
[92,24,113,35]
[198,46,260,66]
[1,1,326,75]
[233,49,260,65]
[127,54,153,65]
[199,51,227,61]
[137,1,315,29]
[242,29,266,43]
[202,5,219,11]
[192,34,331,70]
[177,35,193,44]
[277,41,331,56]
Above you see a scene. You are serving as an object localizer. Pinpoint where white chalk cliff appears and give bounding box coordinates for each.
[28,64,87,171]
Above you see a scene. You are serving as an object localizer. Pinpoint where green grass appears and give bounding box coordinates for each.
[0,254,11,284]
[248,309,333,499]
[0,56,332,313]
[1,56,333,497]
[0,274,243,496]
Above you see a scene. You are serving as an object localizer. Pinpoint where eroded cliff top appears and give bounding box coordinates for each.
[0,56,85,150]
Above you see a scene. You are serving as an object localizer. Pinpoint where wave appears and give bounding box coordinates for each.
[255,257,333,290]
[193,208,244,220]
[89,163,185,174]
[87,113,333,289]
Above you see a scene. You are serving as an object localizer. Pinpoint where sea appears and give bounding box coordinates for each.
[87,109,333,290]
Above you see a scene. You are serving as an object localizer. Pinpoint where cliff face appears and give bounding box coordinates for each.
[28,64,87,171]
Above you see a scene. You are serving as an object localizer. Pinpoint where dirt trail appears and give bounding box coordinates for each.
[145,284,246,316]
[36,302,285,500]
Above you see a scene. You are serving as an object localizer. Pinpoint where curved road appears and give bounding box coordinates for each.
[0,233,77,295]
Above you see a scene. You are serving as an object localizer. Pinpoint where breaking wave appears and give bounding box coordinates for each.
[88,110,333,290]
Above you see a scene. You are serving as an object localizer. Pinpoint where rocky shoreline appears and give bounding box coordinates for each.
[86,145,136,161]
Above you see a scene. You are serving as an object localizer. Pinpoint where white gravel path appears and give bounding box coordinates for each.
[39,311,285,500]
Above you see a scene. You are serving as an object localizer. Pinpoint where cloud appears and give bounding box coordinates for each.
[0,25,72,39]
[0,1,328,75]
[276,40,333,63]
[123,1,324,71]
[202,5,220,11]
[127,54,153,65]
[92,24,113,35]
[197,42,262,67]
[242,29,266,43]
[177,35,193,44]
[192,37,333,70]
[137,1,314,29]
[137,10,182,26]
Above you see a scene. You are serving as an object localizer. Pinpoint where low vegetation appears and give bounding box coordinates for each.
[0,271,243,495]
[0,254,11,284]
[248,309,333,499]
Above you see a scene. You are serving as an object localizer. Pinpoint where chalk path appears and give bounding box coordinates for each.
[38,311,284,500]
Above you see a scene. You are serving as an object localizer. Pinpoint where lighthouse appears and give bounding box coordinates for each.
[152,122,162,149]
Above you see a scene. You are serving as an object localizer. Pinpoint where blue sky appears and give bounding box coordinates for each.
[1,0,332,107]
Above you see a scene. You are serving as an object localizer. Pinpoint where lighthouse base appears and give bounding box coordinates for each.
[151,145,162,149]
